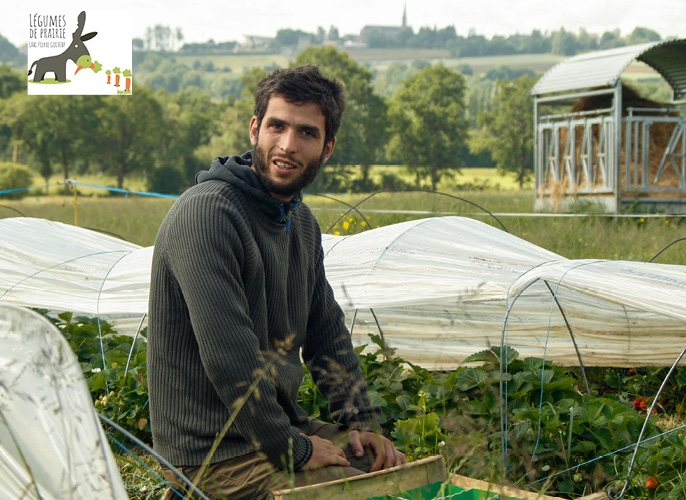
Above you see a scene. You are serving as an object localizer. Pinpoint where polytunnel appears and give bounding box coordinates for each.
[0,304,128,499]
[1,216,685,369]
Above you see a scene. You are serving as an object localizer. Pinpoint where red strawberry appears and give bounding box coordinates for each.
[626,369,636,376]
[645,476,658,489]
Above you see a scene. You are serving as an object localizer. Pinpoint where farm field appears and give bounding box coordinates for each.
[147,50,565,79]
[3,175,686,499]
[173,53,290,73]
[2,181,685,264]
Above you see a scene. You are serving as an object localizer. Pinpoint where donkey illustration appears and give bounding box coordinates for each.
[27,11,97,83]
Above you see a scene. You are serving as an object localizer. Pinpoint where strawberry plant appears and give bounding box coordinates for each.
[39,310,151,443]
[35,310,686,499]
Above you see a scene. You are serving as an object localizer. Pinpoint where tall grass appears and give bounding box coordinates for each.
[1,189,684,264]
[307,191,686,264]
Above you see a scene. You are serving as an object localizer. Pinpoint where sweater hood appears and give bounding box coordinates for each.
[196,151,301,226]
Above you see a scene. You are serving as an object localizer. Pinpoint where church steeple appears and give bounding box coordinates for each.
[402,3,407,28]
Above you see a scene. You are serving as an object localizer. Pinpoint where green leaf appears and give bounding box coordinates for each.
[463,349,498,363]
[457,367,494,391]
[571,440,596,454]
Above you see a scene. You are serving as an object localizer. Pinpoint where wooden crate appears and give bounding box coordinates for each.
[271,455,608,500]
[450,474,607,500]
[272,456,446,500]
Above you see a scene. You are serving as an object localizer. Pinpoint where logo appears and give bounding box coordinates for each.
[27,10,132,95]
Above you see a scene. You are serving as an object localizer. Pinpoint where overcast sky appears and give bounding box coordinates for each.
[2,0,683,48]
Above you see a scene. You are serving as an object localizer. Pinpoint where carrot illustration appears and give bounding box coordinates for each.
[113,66,121,87]
[106,69,111,84]
[123,69,132,92]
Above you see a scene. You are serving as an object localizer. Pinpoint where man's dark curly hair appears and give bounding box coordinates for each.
[253,65,346,144]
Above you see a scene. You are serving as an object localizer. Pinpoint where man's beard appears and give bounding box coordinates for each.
[253,141,325,199]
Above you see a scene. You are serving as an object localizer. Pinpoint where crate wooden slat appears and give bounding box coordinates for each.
[271,455,446,500]
[449,473,608,500]
[271,455,608,500]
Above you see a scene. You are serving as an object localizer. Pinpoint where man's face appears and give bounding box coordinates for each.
[250,96,335,201]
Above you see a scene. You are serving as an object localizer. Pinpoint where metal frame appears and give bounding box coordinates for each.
[624,108,686,193]
[535,88,617,197]
[534,82,686,213]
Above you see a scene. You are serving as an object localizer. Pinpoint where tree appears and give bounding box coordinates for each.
[521,29,551,54]
[551,28,578,55]
[194,68,267,169]
[0,35,23,67]
[0,66,25,161]
[94,86,165,188]
[469,76,536,188]
[0,94,99,185]
[0,65,23,98]
[576,28,599,52]
[0,93,53,175]
[327,25,340,42]
[153,24,172,51]
[315,26,326,44]
[155,88,219,184]
[599,29,624,49]
[387,64,468,191]
[293,47,388,190]
[272,29,311,51]
[175,27,184,50]
[627,27,661,45]
[48,96,101,183]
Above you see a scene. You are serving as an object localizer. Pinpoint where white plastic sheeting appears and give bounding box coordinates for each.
[0,217,150,315]
[1,216,686,368]
[0,304,128,499]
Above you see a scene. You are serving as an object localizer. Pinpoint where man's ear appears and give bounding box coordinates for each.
[249,116,258,147]
[322,138,336,164]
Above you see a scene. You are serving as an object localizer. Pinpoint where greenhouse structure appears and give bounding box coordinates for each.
[532,39,686,213]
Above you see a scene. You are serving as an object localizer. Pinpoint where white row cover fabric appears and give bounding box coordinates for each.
[0,305,128,500]
[1,217,685,368]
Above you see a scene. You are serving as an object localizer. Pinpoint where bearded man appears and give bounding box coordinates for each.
[148,65,405,500]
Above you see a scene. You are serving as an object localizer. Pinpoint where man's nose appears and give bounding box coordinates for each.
[278,128,298,153]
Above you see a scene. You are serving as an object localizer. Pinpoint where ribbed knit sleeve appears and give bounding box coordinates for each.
[301,222,381,432]
[149,184,312,470]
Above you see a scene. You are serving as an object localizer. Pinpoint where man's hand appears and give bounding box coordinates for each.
[300,434,350,470]
[348,430,407,472]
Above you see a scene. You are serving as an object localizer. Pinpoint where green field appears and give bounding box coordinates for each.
[345,47,453,62]
[2,181,684,265]
[164,50,564,78]
[173,53,290,73]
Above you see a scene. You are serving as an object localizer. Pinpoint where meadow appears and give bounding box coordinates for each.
[173,53,290,73]
[2,169,684,264]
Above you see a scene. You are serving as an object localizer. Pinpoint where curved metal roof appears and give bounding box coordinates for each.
[532,39,686,101]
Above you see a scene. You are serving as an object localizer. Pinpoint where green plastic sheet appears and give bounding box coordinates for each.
[366,481,523,500]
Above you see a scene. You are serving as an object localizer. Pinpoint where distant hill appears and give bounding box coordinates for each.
[0,34,24,68]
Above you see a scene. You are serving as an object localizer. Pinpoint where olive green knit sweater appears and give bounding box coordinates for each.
[148,153,378,470]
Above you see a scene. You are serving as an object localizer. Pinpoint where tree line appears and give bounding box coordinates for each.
[130,23,665,58]
[362,25,663,56]
[0,43,672,195]
[0,47,539,196]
